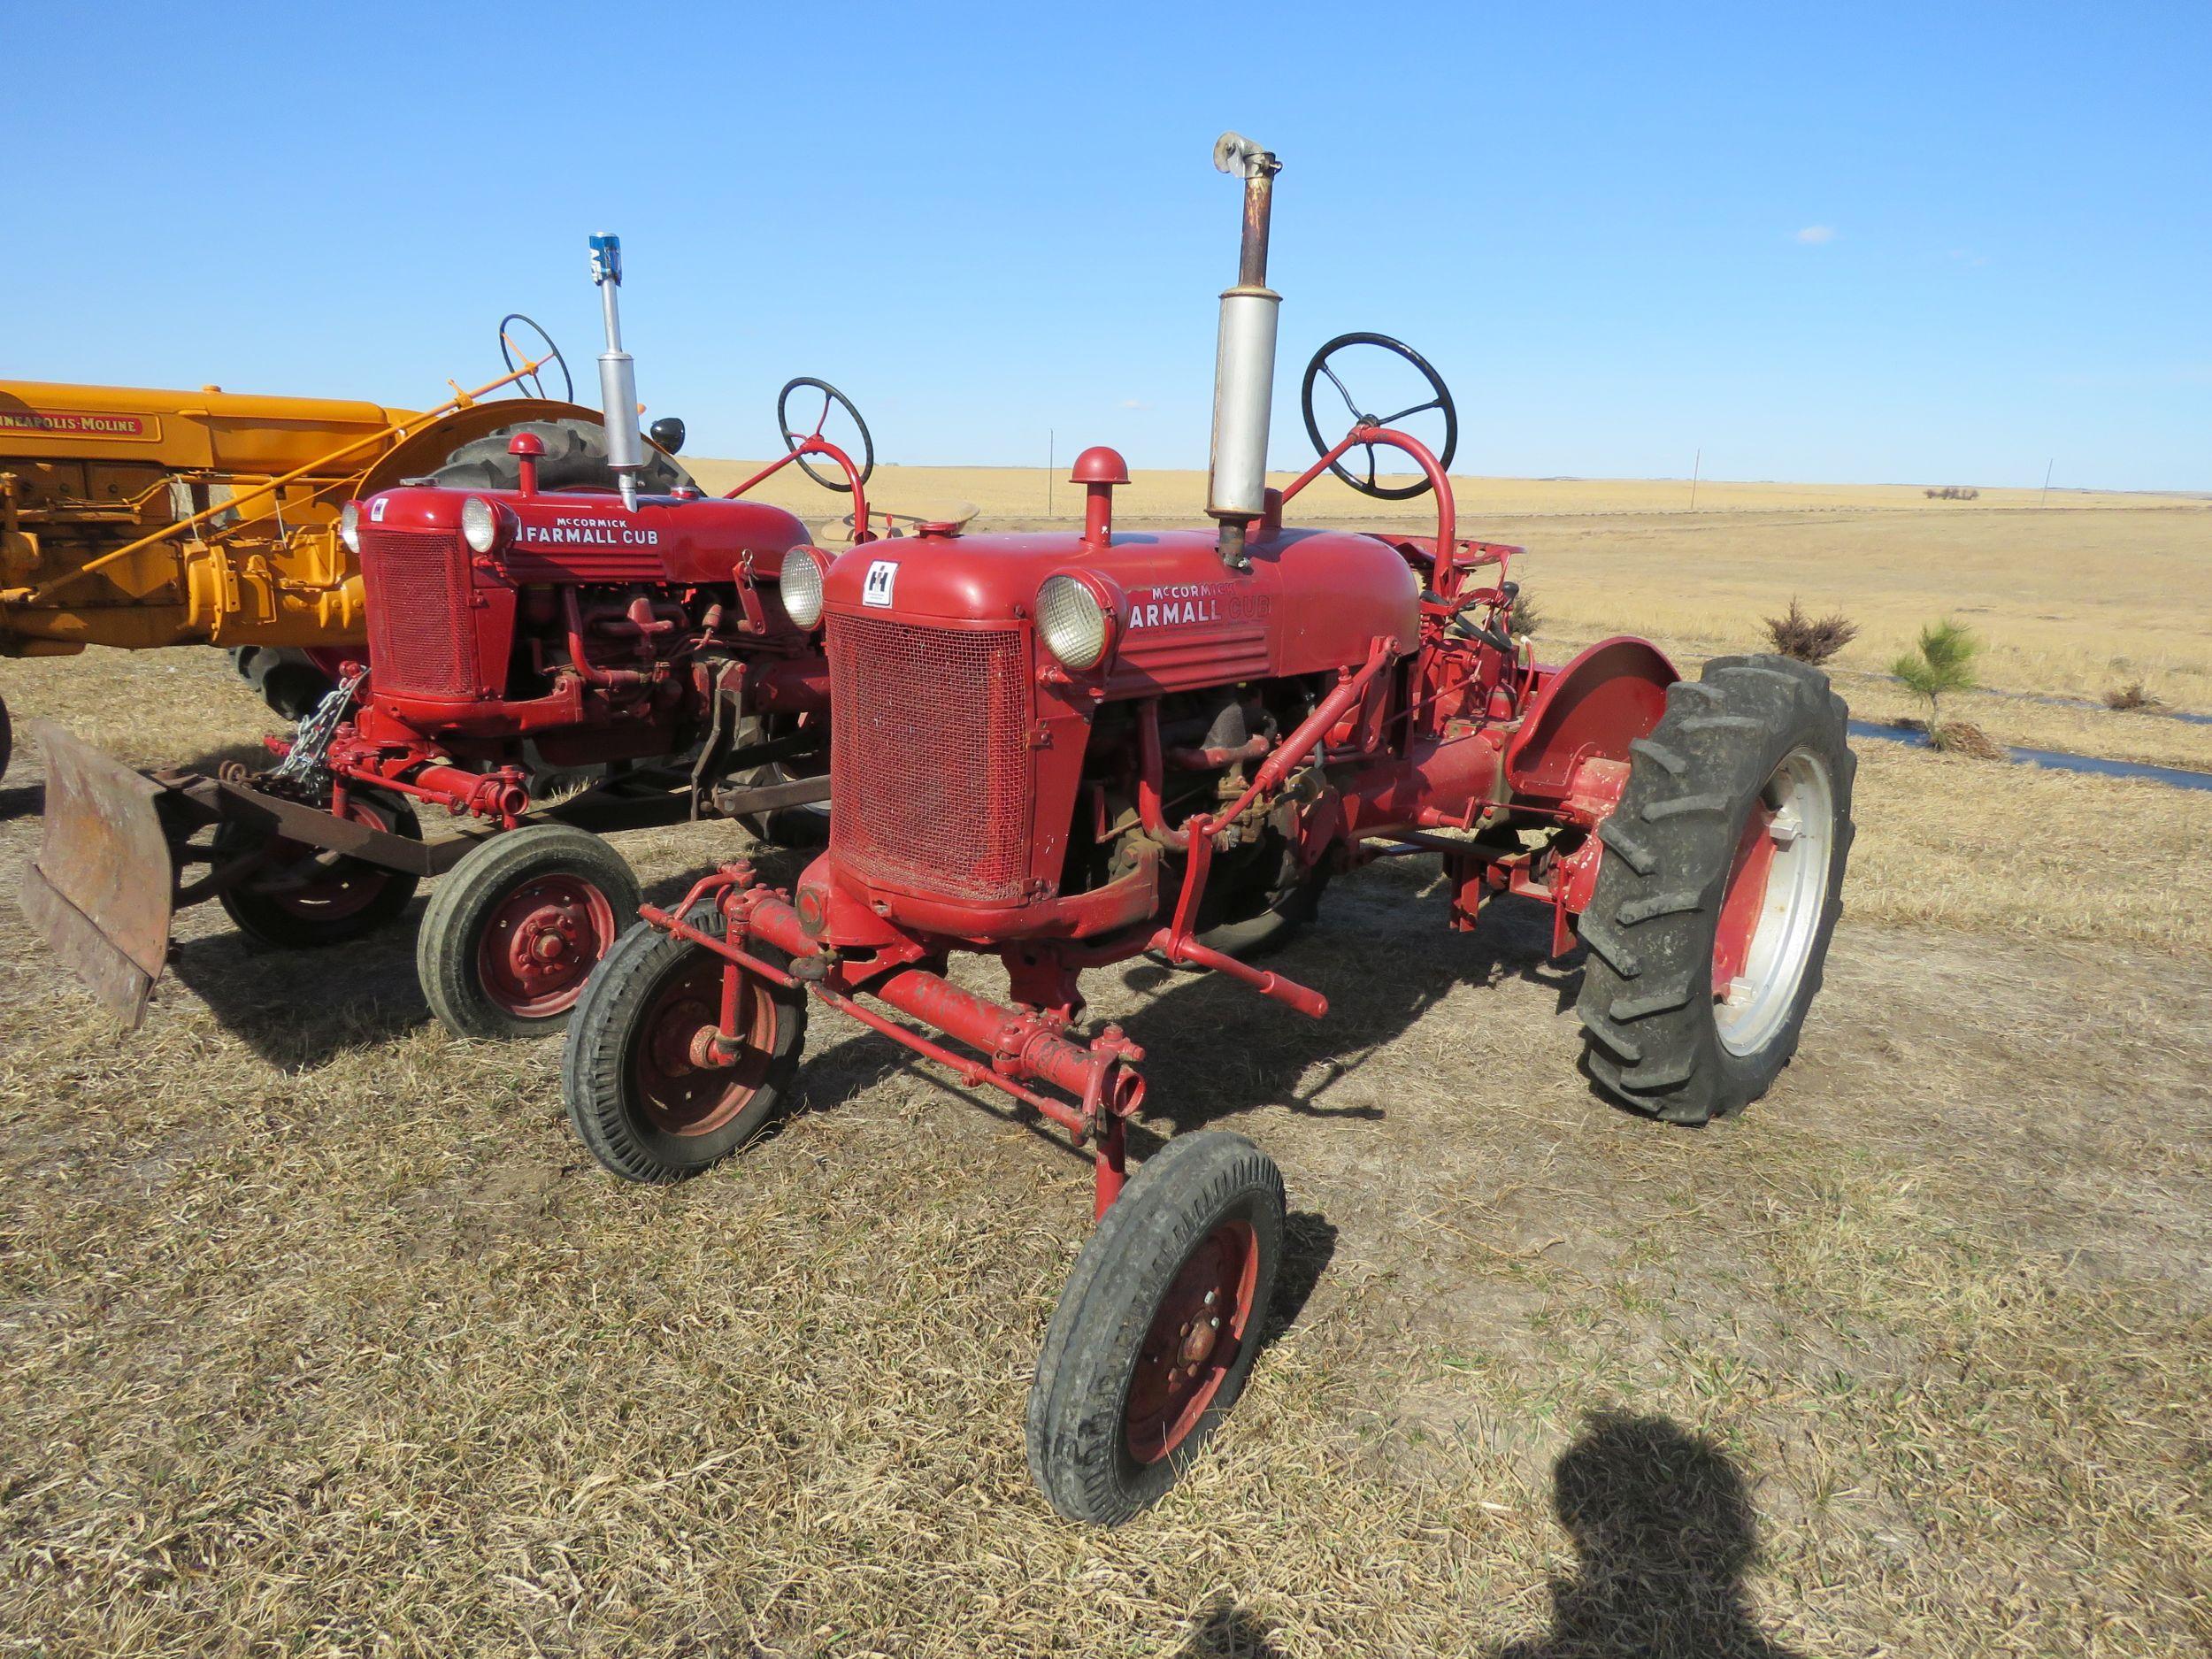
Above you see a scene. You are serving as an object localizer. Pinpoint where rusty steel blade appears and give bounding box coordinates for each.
[19,723,177,1027]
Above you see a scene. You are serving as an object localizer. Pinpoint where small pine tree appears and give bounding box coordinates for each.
[1509,588,1541,637]
[1763,598,1858,665]
[1891,618,1981,726]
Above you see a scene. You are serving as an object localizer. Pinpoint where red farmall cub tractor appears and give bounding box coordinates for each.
[561,139,1856,1524]
[27,235,875,1040]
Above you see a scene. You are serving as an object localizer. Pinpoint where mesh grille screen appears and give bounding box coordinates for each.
[360,526,480,698]
[827,613,1032,903]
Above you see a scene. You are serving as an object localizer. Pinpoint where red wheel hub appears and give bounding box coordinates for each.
[1710,800,1778,997]
[477,874,618,1019]
[631,961,777,1136]
[1125,1218,1259,1465]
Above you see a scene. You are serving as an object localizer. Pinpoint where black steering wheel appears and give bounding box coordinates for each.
[778,377,877,492]
[498,313,573,404]
[1299,332,1458,500]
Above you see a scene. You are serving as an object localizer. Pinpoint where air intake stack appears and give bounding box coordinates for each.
[588,232,645,510]
[1205,133,1283,572]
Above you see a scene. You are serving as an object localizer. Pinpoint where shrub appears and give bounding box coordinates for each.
[1763,598,1858,665]
[1891,618,1981,726]
[2104,680,2166,712]
[1508,588,1541,637]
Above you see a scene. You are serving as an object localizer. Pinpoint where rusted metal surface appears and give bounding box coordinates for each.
[21,723,179,1027]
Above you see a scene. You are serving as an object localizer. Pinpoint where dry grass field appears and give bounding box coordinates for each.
[2,483,2208,1656]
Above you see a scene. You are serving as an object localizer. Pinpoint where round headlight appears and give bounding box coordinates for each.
[460,495,501,554]
[1038,573,1110,671]
[780,548,826,629]
[338,501,362,555]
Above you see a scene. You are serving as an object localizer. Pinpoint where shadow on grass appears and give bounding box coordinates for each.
[637,860,1588,1152]
[1122,887,1581,1135]
[167,898,432,1070]
[0,780,42,820]
[1170,1412,1798,1659]
[1497,1410,1801,1659]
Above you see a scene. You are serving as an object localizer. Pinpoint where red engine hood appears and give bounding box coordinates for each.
[365,485,809,586]
[821,525,1420,694]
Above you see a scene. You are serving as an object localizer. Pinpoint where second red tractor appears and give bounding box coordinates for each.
[27,237,873,1040]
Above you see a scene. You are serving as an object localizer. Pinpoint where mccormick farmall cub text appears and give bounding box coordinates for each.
[27,236,874,1040]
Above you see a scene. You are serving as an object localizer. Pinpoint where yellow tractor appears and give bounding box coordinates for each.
[0,320,689,779]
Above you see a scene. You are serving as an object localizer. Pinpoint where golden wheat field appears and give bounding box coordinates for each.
[2,483,2209,1657]
[703,459,2212,729]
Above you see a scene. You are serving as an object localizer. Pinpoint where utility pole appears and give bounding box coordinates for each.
[1689,448,1702,511]
[1048,429,1055,518]
[2040,457,2054,507]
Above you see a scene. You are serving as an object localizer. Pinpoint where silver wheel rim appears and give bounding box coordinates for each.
[1715,747,1835,1058]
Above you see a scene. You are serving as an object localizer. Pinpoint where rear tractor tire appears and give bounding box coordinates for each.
[417,824,640,1041]
[1575,654,1855,1125]
[1026,1131,1286,1525]
[216,792,422,949]
[729,714,830,849]
[429,419,693,495]
[562,922,808,1183]
[0,690,12,783]
[229,647,338,721]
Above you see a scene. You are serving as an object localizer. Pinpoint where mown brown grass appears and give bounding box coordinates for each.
[3,513,2209,1655]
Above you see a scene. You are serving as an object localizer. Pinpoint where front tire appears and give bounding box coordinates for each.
[562,922,807,1183]
[417,824,640,1041]
[1575,655,1855,1125]
[1026,1132,1285,1525]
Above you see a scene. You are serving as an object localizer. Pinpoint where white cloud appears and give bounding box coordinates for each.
[1794,225,1836,245]
[1118,398,1151,411]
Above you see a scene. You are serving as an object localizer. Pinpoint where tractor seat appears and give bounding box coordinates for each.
[818,498,979,543]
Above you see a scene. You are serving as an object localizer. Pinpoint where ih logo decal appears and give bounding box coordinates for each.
[862,559,899,608]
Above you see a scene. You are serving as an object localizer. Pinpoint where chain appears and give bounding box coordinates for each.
[271,666,366,785]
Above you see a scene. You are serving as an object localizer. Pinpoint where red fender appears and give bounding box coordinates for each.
[1505,635,1678,799]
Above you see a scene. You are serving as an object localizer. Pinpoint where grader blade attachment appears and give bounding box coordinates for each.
[19,723,180,1028]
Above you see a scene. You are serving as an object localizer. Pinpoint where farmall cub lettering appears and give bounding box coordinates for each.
[23,234,879,1046]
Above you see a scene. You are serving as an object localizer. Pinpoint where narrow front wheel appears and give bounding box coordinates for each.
[562,922,807,1183]
[1025,1131,1285,1525]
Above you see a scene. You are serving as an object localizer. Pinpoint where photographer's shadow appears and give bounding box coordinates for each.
[1497,1410,1803,1659]
[1166,1410,1800,1658]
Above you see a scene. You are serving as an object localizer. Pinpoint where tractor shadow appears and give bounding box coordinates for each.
[0,780,42,820]
[1164,1412,1798,1659]
[167,897,433,1070]
[635,858,1589,1159]
[1118,878,1584,1139]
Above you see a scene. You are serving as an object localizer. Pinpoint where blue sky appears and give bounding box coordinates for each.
[5,2,2206,489]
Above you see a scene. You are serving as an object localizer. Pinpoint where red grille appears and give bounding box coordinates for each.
[360,526,480,698]
[827,613,1033,903]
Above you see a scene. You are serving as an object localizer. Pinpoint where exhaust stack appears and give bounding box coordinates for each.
[588,232,645,510]
[1205,133,1282,572]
